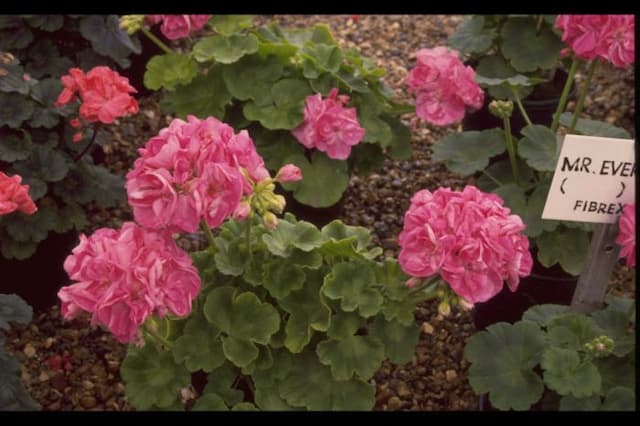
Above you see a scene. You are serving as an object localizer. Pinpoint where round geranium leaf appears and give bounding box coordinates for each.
[221,335,259,368]
[432,128,506,176]
[448,15,496,55]
[322,261,382,317]
[0,237,37,260]
[536,228,589,275]
[193,34,259,64]
[519,124,559,172]
[601,387,635,411]
[161,67,231,120]
[78,15,141,67]
[0,132,33,162]
[522,304,571,327]
[369,316,421,365]
[316,335,385,381]
[222,54,284,104]
[172,315,225,373]
[465,321,546,411]
[541,347,601,398]
[0,92,35,129]
[121,344,190,410]
[558,112,631,139]
[501,18,564,72]
[203,363,245,407]
[208,15,254,36]
[144,53,198,91]
[192,394,227,411]
[0,294,32,330]
[559,394,602,411]
[262,261,306,300]
[262,217,326,257]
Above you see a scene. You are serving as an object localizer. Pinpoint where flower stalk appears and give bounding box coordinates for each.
[140,27,174,55]
[200,220,216,249]
[568,59,598,133]
[73,123,101,162]
[550,57,580,132]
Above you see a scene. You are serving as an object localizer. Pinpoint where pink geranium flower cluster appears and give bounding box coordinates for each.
[291,88,365,160]
[58,222,201,343]
[616,203,635,268]
[56,66,139,142]
[398,185,533,304]
[146,15,211,40]
[405,47,484,126]
[0,171,37,216]
[126,115,269,233]
[555,15,635,68]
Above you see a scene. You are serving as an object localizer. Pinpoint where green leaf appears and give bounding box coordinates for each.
[213,237,247,276]
[288,248,323,269]
[465,321,546,411]
[144,53,198,91]
[78,15,141,67]
[521,180,559,237]
[601,387,635,411]
[4,205,56,243]
[322,261,383,318]
[448,16,496,54]
[203,286,280,345]
[536,228,589,275]
[232,402,258,411]
[172,315,225,373]
[493,183,527,217]
[595,356,635,394]
[121,344,190,410]
[501,18,564,72]
[23,40,73,79]
[0,62,30,95]
[262,217,326,257]
[221,335,259,368]
[316,335,386,380]
[278,352,375,410]
[359,110,392,146]
[0,294,32,330]
[522,304,571,327]
[162,67,231,119]
[0,132,32,162]
[193,34,259,64]
[51,202,88,233]
[13,144,69,182]
[432,129,506,176]
[0,23,33,50]
[383,114,413,161]
[542,347,601,397]
[222,54,284,104]
[374,260,416,326]
[321,220,372,253]
[243,78,311,129]
[303,44,343,73]
[209,15,254,35]
[203,363,245,407]
[192,394,227,411]
[279,269,331,353]
[519,124,559,171]
[476,158,534,192]
[590,306,634,357]
[546,313,602,351]
[280,151,349,208]
[558,112,631,139]
[475,55,534,100]
[0,92,34,128]
[0,237,37,260]
[369,316,420,364]
[559,394,602,411]
[24,15,64,31]
[262,261,306,299]
[326,312,363,340]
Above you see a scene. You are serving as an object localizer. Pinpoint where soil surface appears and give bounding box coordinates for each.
[3,15,635,411]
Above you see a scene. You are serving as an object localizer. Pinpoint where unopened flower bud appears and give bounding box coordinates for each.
[262,211,278,230]
[405,277,421,288]
[271,194,286,214]
[488,100,514,119]
[584,335,615,358]
[120,15,145,35]
[232,200,251,221]
[73,132,83,143]
[275,164,303,183]
[438,301,451,317]
[458,298,474,311]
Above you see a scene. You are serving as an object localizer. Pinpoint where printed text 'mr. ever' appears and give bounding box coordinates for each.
[561,157,636,176]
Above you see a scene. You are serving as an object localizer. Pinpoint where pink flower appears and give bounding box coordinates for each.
[616,204,635,268]
[405,47,484,126]
[398,186,532,304]
[145,15,211,40]
[58,222,201,344]
[56,66,139,125]
[555,15,635,68]
[275,164,303,183]
[0,171,37,216]
[126,115,262,233]
[291,88,365,160]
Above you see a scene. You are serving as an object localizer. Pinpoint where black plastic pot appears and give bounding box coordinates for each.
[0,231,79,312]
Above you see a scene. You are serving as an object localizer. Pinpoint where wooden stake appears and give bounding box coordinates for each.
[570,223,621,313]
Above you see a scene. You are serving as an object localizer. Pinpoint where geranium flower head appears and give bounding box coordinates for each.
[398,186,532,304]
[0,171,37,216]
[616,203,635,268]
[145,15,211,40]
[291,88,365,160]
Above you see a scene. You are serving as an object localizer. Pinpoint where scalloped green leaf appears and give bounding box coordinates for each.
[546,313,602,351]
[222,54,284,105]
[4,205,55,243]
[374,260,416,326]
[251,128,304,171]
[493,183,527,217]
[23,40,74,79]
[501,18,564,72]
[475,55,534,100]
[232,402,258,411]
[559,394,602,411]
[591,307,634,357]
[24,15,64,32]
[278,352,375,410]
[193,33,258,64]
[369,316,420,364]
[172,315,225,373]
[0,294,32,330]
[221,335,259,368]
[321,220,372,252]
[520,180,559,237]
[13,144,69,182]
[288,248,323,269]
[522,304,571,327]
[432,129,506,176]
[0,23,33,50]
[203,363,245,407]
[51,202,88,233]
[121,343,190,410]
[448,16,496,54]
[203,286,280,345]
[0,237,37,260]
[326,312,363,340]
[78,15,140,67]
[192,394,227,411]
[465,321,546,411]
[243,78,311,129]
[213,237,247,276]
[595,356,635,394]
[475,158,534,192]
[0,92,34,128]
[0,132,32,162]
[162,67,231,119]
[144,53,198,91]
[209,15,254,35]
[0,62,30,95]
[302,43,343,74]
[383,114,413,161]
[536,228,589,275]
[262,261,306,299]
[602,387,635,411]
[558,112,631,139]
[542,347,601,397]
[262,217,326,257]
[519,124,559,171]
[322,261,383,317]
[280,151,349,208]
[316,335,385,380]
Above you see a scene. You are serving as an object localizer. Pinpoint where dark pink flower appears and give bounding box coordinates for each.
[145,15,211,40]
[616,203,635,268]
[0,171,37,216]
[275,164,303,183]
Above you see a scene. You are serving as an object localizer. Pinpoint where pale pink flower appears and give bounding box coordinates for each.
[616,204,635,268]
[291,88,365,160]
[398,186,532,304]
[58,222,201,344]
[405,47,484,126]
[145,15,211,40]
[0,171,37,216]
[275,164,303,183]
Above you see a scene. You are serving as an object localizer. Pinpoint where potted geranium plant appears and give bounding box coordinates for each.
[405,14,635,328]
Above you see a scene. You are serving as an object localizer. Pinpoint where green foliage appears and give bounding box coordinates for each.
[144,53,198,90]
[465,299,635,411]
[448,16,496,55]
[558,112,631,139]
[122,215,423,411]
[518,124,559,171]
[432,129,506,176]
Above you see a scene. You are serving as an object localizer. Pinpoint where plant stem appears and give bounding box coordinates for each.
[245,218,252,261]
[73,123,100,162]
[535,15,544,34]
[143,327,173,349]
[550,57,580,132]
[510,88,532,127]
[481,169,503,187]
[408,276,440,295]
[568,60,598,134]
[503,118,519,184]
[200,220,216,249]
[140,27,174,55]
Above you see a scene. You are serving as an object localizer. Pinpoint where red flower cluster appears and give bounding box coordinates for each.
[0,171,37,216]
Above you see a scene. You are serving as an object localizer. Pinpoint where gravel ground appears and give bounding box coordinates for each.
[3,15,635,412]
